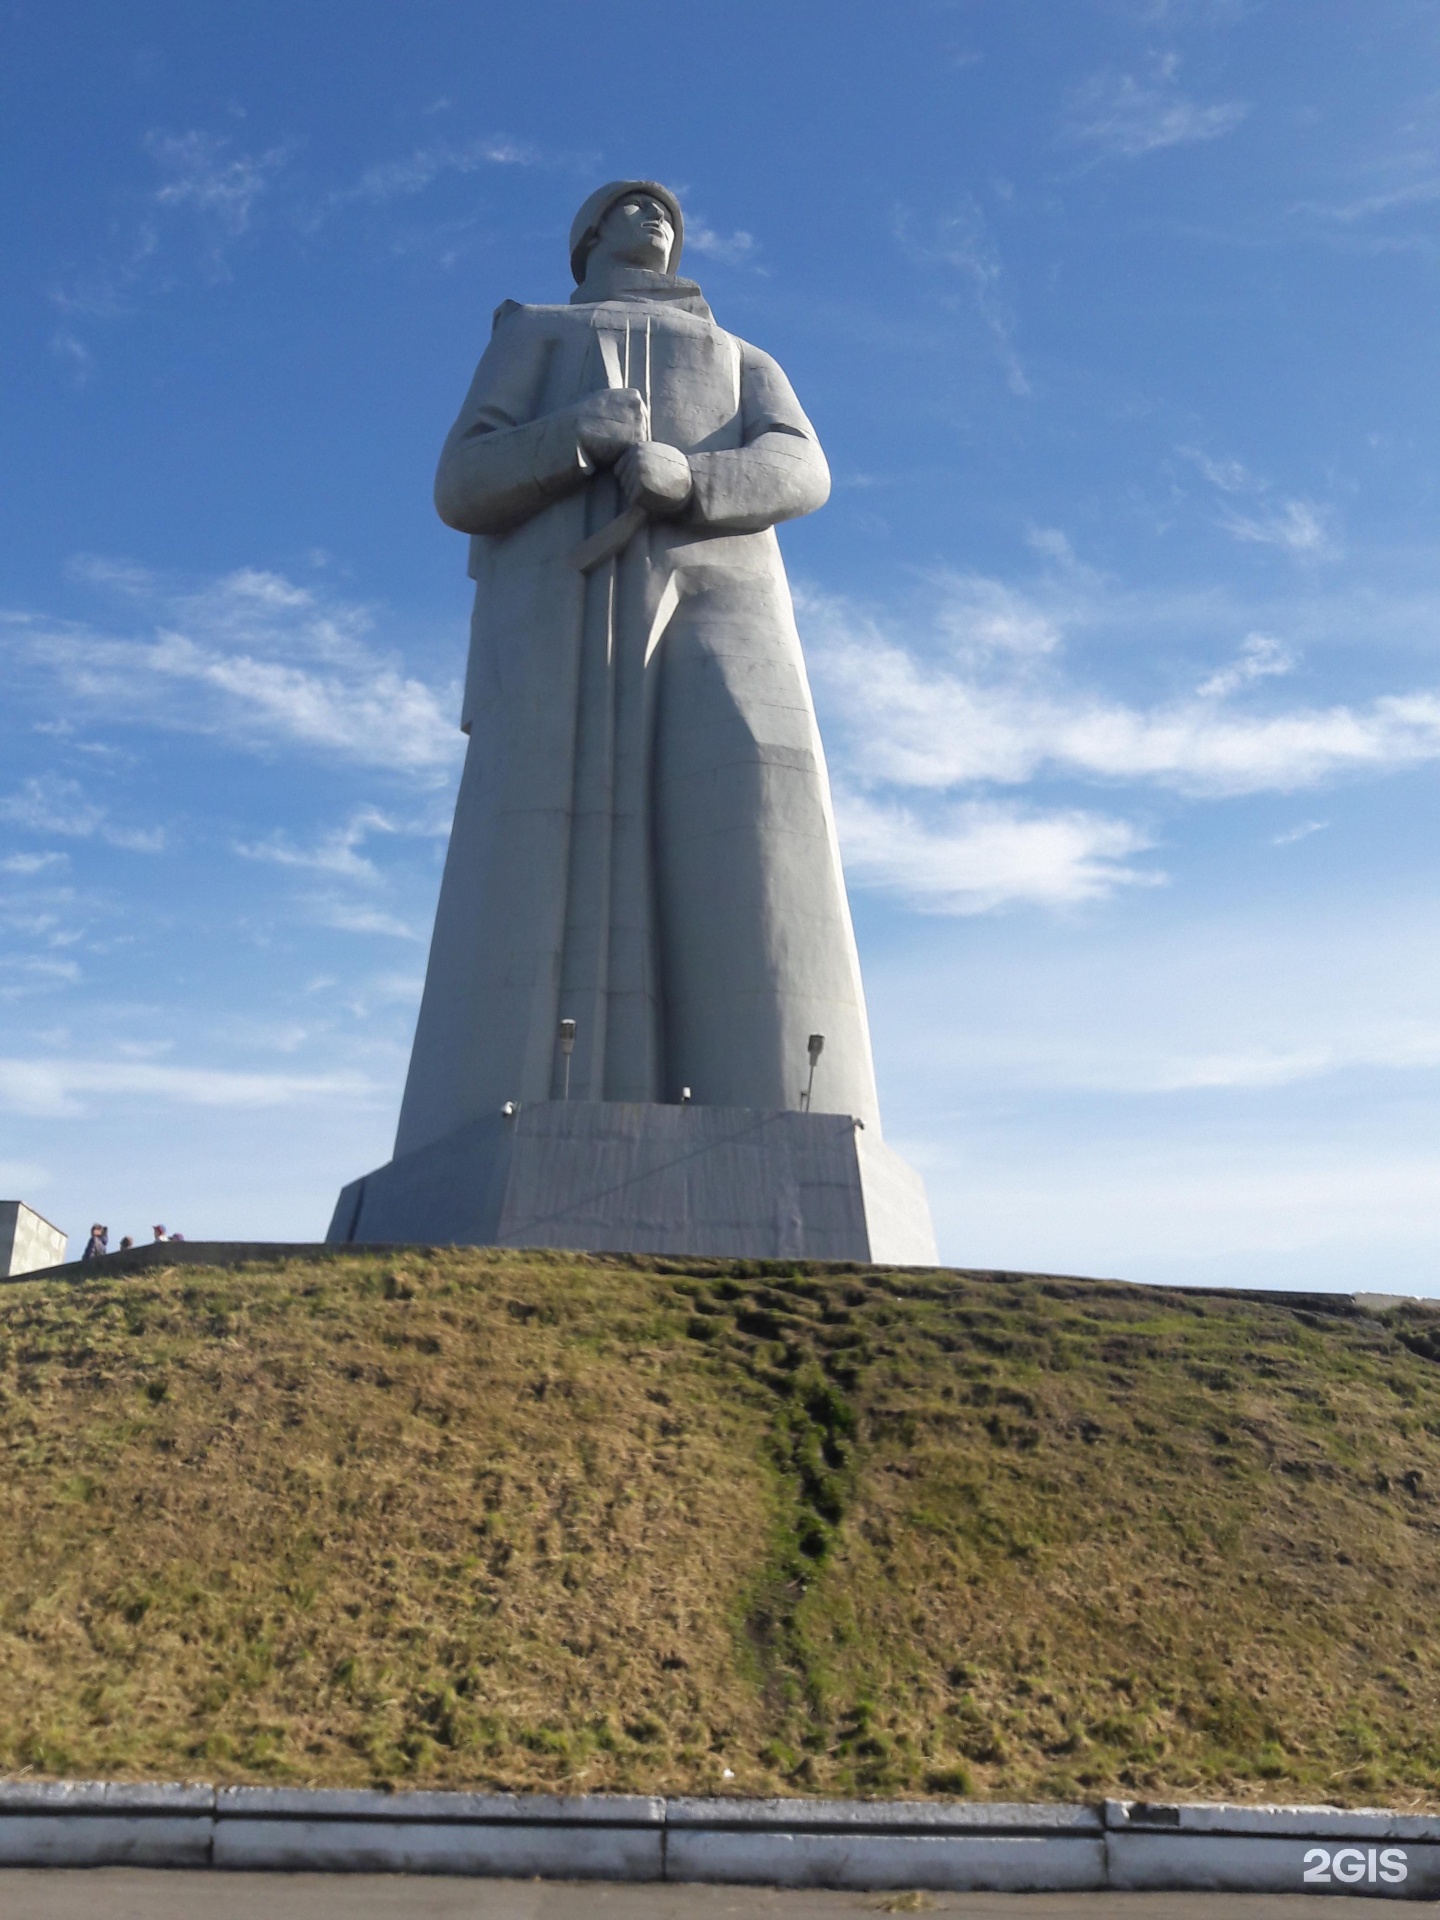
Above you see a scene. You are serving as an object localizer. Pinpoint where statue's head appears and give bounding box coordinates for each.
[569,180,684,285]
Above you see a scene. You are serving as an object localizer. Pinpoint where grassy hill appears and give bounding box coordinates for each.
[4,1248,1440,1805]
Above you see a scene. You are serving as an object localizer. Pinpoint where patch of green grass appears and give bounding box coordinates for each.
[3,1253,1440,1804]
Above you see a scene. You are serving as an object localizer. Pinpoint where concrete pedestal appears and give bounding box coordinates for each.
[0,1201,67,1277]
[327,1102,937,1266]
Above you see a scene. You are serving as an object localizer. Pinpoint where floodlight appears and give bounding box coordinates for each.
[558,1017,577,1101]
[801,1032,825,1111]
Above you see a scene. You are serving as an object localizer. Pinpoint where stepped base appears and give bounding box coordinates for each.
[327,1101,938,1266]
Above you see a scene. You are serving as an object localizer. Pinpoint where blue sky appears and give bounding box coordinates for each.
[2,0,1437,1288]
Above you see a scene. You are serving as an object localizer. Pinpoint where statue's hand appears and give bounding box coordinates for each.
[615,441,694,517]
[576,388,649,467]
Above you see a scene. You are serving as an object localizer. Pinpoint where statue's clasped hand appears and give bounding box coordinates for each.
[575,387,649,468]
[615,441,693,517]
[575,389,692,518]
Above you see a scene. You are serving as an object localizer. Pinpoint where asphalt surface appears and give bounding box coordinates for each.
[0,1875,1420,1918]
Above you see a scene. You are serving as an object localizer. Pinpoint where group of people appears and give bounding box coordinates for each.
[80,1223,185,1262]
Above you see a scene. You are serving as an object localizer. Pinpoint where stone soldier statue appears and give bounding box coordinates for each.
[332,182,935,1263]
[395,180,881,1153]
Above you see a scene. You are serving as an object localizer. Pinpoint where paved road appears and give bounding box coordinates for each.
[0,1875,1417,1918]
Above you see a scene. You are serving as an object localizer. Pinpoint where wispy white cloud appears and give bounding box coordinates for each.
[234,806,402,881]
[49,331,94,387]
[1001,1023,1440,1096]
[1178,446,1336,557]
[1196,632,1297,697]
[332,134,536,210]
[1220,498,1332,554]
[930,568,1062,662]
[67,554,160,597]
[1065,58,1248,158]
[835,791,1159,912]
[1293,108,1440,231]
[232,805,444,950]
[0,1056,376,1119]
[145,129,289,239]
[1118,0,1254,20]
[307,899,426,941]
[0,939,85,1004]
[0,852,68,875]
[801,577,1440,802]
[46,117,581,349]
[893,198,1030,397]
[1025,526,1084,567]
[685,220,758,268]
[112,1039,177,1061]
[50,128,291,326]
[0,957,83,1003]
[1178,446,1254,494]
[355,969,426,1005]
[0,775,165,853]
[1272,819,1327,847]
[1311,177,1440,224]
[2,563,461,779]
[0,890,76,943]
[874,898,1440,1128]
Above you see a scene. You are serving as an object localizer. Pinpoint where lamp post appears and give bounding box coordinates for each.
[558,1018,576,1101]
[800,1032,824,1112]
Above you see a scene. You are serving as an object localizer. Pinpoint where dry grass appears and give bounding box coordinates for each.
[3,1250,1440,1805]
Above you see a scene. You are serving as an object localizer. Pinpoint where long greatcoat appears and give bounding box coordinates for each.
[394,269,881,1158]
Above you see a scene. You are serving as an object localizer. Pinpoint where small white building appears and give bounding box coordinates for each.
[0,1202,67,1277]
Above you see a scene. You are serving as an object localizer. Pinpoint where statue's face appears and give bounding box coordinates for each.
[592,193,675,273]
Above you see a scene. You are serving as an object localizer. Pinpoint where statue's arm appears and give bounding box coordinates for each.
[435,316,620,537]
[684,343,831,534]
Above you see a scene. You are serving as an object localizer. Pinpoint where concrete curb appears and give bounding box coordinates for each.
[2,1786,1440,1894]
[664,1798,1103,1892]
[211,1788,664,1879]
[1107,1799,1440,1896]
[0,1783,214,1868]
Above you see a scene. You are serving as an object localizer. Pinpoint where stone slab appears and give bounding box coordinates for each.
[0,1816,214,1868]
[0,1780,216,1867]
[1106,1800,1440,1897]
[214,1788,665,1876]
[665,1799,1104,1893]
[664,1831,1106,1890]
[0,1201,67,1278]
[330,1100,939,1265]
[212,1819,664,1878]
[853,1134,943,1268]
[1106,1832,1434,1896]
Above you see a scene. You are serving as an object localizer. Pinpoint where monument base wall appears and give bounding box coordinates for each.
[0,1201,68,1278]
[327,1101,938,1266]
